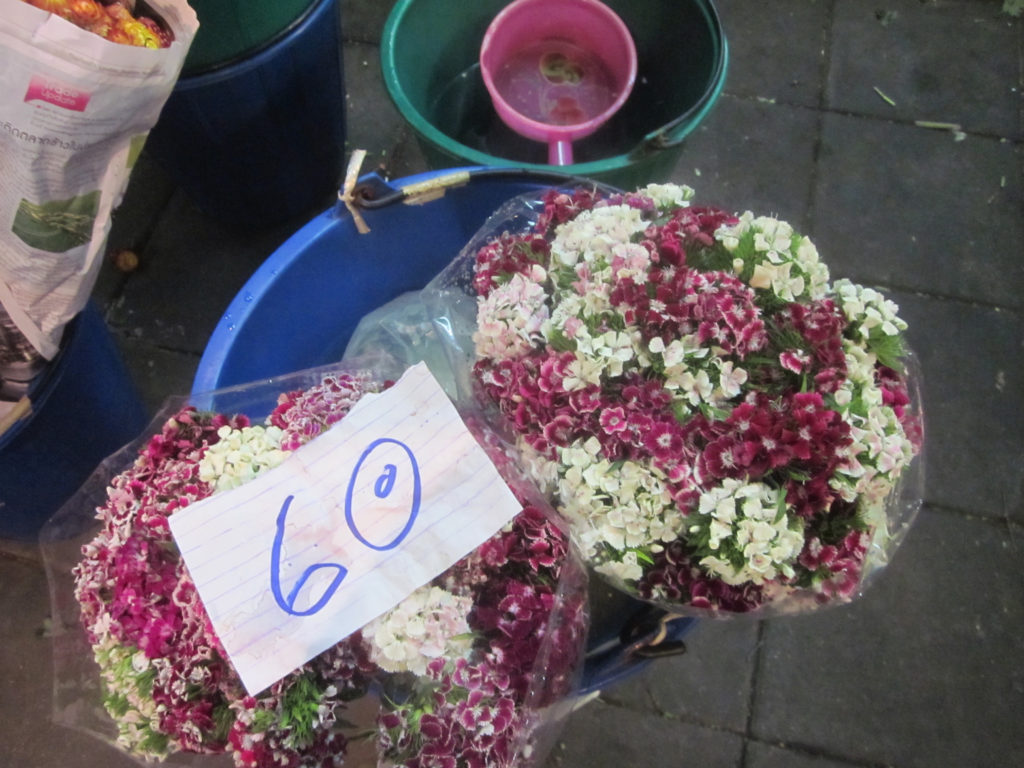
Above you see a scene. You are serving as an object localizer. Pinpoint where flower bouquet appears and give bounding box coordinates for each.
[421,182,924,616]
[42,360,588,768]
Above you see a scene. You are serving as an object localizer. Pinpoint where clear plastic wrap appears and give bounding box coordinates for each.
[40,356,589,768]
[403,183,925,618]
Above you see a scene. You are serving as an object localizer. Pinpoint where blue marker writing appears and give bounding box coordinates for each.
[346,438,421,551]
[270,495,348,616]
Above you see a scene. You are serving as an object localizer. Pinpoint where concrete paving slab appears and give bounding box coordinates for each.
[600,619,761,733]
[894,289,1024,520]
[714,0,831,108]
[827,0,1022,139]
[105,190,297,357]
[115,340,201,417]
[671,95,820,225]
[545,697,745,768]
[341,0,393,44]
[745,741,865,768]
[811,115,1023,309]
[344,41,419,177]
[752,506,1024,767]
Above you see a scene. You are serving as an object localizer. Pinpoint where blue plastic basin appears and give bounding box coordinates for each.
[1,303,147,540]
[193,167,697,691]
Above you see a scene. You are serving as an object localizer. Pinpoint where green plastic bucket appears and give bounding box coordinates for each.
[183,0,316,75]
[381,0,727,188]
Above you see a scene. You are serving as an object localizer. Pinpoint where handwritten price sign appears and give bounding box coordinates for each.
[169,363,521,695]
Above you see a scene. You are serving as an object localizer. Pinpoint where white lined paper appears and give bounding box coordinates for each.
[169,362,520,694]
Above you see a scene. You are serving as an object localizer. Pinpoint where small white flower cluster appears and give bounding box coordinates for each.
[363,585,474,676]
[94,638,170,757]
[574,328,636,380]
[692,479,804,586]
[197,424,289,492]
[716,212,830,302]
[549,203,648,269]
[543,285,609,339]
[642,182,695,210]
[541,206,647,386]
[647,336,749,414]
[834,401,915,503]
[554,437,684,583]
[533,185,703,391]
[832,340,916,506]
[474,266,549,360]
[832,278,907,341]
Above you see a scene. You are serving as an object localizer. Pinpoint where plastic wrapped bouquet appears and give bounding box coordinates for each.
[428,182,924,616]
[52,363,587,768]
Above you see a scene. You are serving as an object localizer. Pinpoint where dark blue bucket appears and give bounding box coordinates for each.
[0,303,147,540]
[193,167,696,691]
[144,0,344,231]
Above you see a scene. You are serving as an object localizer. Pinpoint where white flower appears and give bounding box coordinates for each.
[474,272,550,360]
[611,242,652,281]
[563,354,604,390]
[555,443,683,564]
[716,215,827,302]
[551,205,647,267]
[574,329,636,379]
[678,369,714,406]
[832,279,907,341]
[715,360,748,401]
[198,424,287,492]
[363,585,474,675]
[641,182,694,209]
[595,550,644,583]
[693,479,803,586]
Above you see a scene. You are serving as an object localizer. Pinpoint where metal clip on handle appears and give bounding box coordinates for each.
[619,608,689,660]
[341,165,624,215]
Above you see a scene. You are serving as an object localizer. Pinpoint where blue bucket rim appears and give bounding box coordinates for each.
[193,165,530,394]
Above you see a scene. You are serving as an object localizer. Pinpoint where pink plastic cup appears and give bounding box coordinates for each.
[479,0,637,166]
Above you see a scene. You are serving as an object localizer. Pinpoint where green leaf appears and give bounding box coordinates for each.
[630,548,655,566]
[868,333,907,372]
[12,191,100,252]
[212,703,236,743]
[687,242,736,273]
[547,327,576,352]
[138,730,170,755]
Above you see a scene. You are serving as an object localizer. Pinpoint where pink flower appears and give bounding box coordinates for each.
[467,183,920,616]
[599,406,628,435]
[779,349,811,373]
[644,419,685,462]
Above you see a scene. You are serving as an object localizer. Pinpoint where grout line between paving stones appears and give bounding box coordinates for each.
[720,90,1024,145]
[737,619,766,768]
[749,736,904,768]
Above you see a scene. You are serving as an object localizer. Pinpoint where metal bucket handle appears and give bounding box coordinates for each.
[344,166,623,213]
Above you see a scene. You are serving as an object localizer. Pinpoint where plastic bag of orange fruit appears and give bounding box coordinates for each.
[19,0,174,48]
